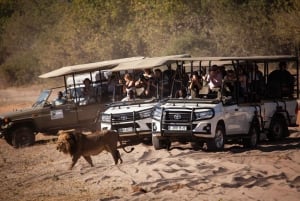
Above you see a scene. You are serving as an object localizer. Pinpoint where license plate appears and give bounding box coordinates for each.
[168,126,187,131]
[119,127,133,132]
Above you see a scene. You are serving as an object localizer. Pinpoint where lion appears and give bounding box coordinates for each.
[56,129,134,170]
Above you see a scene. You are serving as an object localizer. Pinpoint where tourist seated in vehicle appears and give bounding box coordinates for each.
[53,91,66,106]
[163,64,176,87]
[219,65,227,78]
[248,64,263,83]
[175,87,187,99]
[151,69,165,98]
[222,69,237,97]
[107,72,124,101]
[82,78,96,104]
[267,61,294,98]
[107,72,119,94]
[205,65,223,93]
[224,69,237,81]
[238,67,248,99]
[120,73,136,101]
[163,64,179,97]
[135,70,154,98]
[247,64,264,101]
[143,68,154,79]
[188,71,202,98]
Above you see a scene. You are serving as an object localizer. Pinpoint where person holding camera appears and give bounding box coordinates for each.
[188,71,202,98]
[135,68,154,98]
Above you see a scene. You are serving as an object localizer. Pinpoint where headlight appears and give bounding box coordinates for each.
[194,110,214,120]
[101,113,111,123]
[152,107,162,120]
[139,109,152,119]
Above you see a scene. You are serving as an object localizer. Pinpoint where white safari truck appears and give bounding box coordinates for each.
[152,56,299,151]
[100,54,190,140]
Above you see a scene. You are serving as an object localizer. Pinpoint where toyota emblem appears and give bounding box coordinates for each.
[174,114,181,120]
[120,115,127,120]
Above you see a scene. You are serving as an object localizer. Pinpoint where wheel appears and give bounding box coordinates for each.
[243,121,259,148]
[267,115,288,141]
[152,136,163,150]
[152,136,170,150]
[12,127,35,148]
[207,123,225,151]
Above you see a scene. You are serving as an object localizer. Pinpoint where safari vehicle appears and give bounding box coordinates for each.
[0,57,144,148]
[100,54,190,140]
[151,56,299,151]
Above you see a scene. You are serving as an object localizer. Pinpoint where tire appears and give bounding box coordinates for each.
[207,123,225,151]
[12,127,35,148]
[267,115,288,141]
[152,136,170,150]
[243,121,259,148]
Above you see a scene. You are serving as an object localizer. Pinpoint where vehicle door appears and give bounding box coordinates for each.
[76,102,103,127]
[34,102,79,131]
[236,105,256,133]
[223,104,245,134]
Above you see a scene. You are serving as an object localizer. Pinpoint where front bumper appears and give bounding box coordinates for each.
[152,119,215,140]
[101,120,152,137]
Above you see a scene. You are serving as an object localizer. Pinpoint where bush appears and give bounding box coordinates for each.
[0,52,40,86]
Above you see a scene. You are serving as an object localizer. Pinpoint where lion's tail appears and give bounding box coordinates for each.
[117,131,134,153]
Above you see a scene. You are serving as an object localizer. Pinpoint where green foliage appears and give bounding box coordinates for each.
[0,51,40,86]
[0,0,17,33]
[271,0,300,52]
[0,0,299,86]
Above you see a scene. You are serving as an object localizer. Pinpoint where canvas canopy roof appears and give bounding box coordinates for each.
[39,57,144,78]
[176,55,298,68]
[183,60,233,67]
[111,54,190,72]
[170,55,298,62]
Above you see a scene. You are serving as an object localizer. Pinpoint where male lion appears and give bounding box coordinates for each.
[56,129,134,170]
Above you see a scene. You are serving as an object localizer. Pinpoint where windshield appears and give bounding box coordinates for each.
[32,89,52,108]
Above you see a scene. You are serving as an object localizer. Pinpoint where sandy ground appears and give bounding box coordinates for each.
[0,86,300,201]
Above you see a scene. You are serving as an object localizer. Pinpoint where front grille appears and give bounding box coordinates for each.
[162,110,193,131]
[163,111,192,123]
[110,108,152,123]
[111,112,135,122]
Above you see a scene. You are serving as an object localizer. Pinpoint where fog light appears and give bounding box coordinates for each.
[203,123,211,133]
[152,123,157,131]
